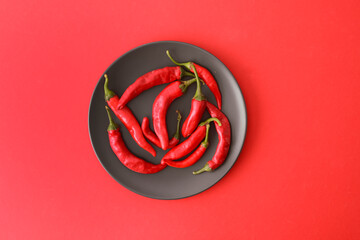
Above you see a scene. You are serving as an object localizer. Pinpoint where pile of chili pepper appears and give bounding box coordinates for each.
[101,50,232,175]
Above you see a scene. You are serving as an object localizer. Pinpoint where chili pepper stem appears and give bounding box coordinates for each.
[105,106,118,131]
[166,50,192,70]
[104,74,116,101]
[173,110,182,140]
[199,117,222,127]
[193,163,212,175]
[201,124,210,148]
[191,64,206,101]
[179,78,197,92]
[180,68,195,78]
[179,67,205,84]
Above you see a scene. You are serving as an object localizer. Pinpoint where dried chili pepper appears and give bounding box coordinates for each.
[193,102,231,174]
[161,117,221,164]
[116,66,194,109]
[105,107,166,174]
[152,78,197,150]
[142,110,182,149]
[163,124,211,168]
[181,63,207,137]
[166,50,222,109]
[104,74,156,157]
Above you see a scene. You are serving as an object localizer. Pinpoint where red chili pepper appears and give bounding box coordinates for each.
[160,117,221,164]
[163,123,211,168]
[193,102,231,174]
[105,107,166,174]
[166,50,222,110]
[142,110,182,149]
[116,66,194,109]
[104,74,156,157]
[152,78,197,150]
[181,63,207,137]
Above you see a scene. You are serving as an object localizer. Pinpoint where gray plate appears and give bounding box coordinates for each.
[88,41,247,200]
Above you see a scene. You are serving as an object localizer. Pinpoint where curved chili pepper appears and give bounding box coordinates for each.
[152,78,197,150]
[116,66,194,109]
[181,64,207,137]
[105,107,166,174]
[142,110,182,149]
[193,102,231,174]
[104,74,156,157]
[163,124,210,168]
[160,117,221,164]
[166,50,222,110]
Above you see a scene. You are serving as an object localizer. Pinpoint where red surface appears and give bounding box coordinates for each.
[1,0,360,239]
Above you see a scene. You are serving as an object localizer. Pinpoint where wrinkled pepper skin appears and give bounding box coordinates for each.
[107,96,156,157]
[182,99,206,137]
[104,74,156,157]
[164,124,210,168]
[141,117,179,150]
[181,64,207,137]
[108,129,166,174]
[205,102,231,169]
[166,50,222,109]
[152,81,184,150]
[161,125,207,164]
[191,63,222,110]
[105,107,165,174]
[117,66,185,109]
[163,144,207,168]
[152,79,196,150]
[193,102,231,175]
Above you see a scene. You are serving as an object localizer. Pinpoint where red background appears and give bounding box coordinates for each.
[1,0,360,239]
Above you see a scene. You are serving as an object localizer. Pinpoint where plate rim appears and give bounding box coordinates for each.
[88,40,248,200]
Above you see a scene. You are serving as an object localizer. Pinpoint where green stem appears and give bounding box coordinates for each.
[191,64,206,101]
[173,110,182,140]
[179,78,197,92]
[201,124,210,148]
[166,50,192,70]
[104,74,116,101]
[193,163,212,175]
[180,68,195,78]
[105,106,118,131]
[199,117,222,127]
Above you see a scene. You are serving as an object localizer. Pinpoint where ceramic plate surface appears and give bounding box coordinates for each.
[89,41,247,199]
